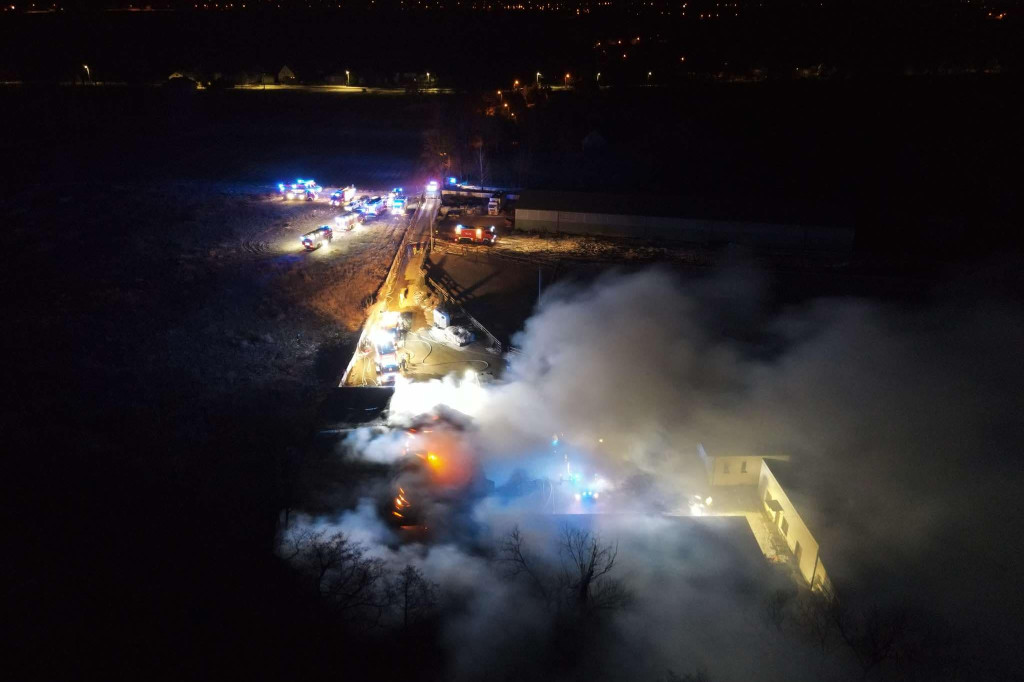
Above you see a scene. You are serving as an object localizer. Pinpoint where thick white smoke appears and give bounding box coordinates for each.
[293,267,1024,681]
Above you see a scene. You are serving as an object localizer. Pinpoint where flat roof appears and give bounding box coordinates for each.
[516,189,853,227]
[318,387,393,426]
[763,459,837,548]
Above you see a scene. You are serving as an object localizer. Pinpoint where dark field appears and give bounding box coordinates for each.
[7,92,428,680]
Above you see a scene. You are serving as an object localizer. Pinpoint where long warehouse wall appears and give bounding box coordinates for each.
[514,209,855,251]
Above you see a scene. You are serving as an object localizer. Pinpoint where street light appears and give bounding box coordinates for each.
[345,70,350,86]
[597,72,601,82]
[513,79,519,88]
[497,90,502,101]
[564,73,570,86]
[536,71,542,86]
[426,71,430,84]
[83,64,90,82]
[647,71,652,84]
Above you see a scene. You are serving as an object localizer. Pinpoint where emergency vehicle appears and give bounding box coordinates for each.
[278,179,322,201]
[453,224,498,245]
[359,196,387,217]
[487,194,502,215]
[373,331,402,386]
[379,311,410,343]
[334,212,363,232]
[300,225,333,250]
[425,179,439,199]
[389,188,407,213]
[329,185,357,206]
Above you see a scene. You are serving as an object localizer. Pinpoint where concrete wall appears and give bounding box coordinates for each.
[758,461,830,590]
[515,208,854,251]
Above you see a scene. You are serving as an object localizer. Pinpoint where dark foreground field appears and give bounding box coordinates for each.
[6,92,428,679]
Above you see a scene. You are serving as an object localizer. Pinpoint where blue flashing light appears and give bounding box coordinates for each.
[278,183,285,190]
[448,177,457,184]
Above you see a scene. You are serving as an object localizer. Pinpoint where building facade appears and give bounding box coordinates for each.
[758,461,831,592]
[699,444,831,593]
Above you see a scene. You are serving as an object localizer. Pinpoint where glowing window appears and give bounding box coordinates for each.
[781,517,790,536]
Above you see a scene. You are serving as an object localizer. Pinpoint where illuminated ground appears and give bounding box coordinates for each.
[343,199,505,387]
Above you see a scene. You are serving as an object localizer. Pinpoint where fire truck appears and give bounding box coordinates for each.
[453,224,498,245]
[329,185,357,206]
[373,331,402,386]
[359,196,388,218]
[278,179,322,201]
[300,225,333,250]
[334,212,363,232]
[389,188,407,214]
[379,311,411,342]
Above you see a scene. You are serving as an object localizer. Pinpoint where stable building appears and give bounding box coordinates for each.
[514,189,854,252]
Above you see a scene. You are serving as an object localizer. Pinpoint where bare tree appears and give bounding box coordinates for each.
[421,128,453,177]
[500,524,552,606]
[471,134,486,185]
[794,590,840,655]
[761,587,796,632]
[391,564,439,632]
[558,526,629,612]
[281,528,391,623]
[837,606,909,681]
[499,524,631,615]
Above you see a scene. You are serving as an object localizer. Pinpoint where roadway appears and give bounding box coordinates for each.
[342,197,502,387]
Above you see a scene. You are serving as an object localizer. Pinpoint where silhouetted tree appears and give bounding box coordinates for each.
[558,525,629,613]
[500,524,632,616]
[390,564,439,633]
[281,528,391,624]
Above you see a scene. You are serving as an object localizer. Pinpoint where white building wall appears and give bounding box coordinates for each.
[758,461,829,590]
